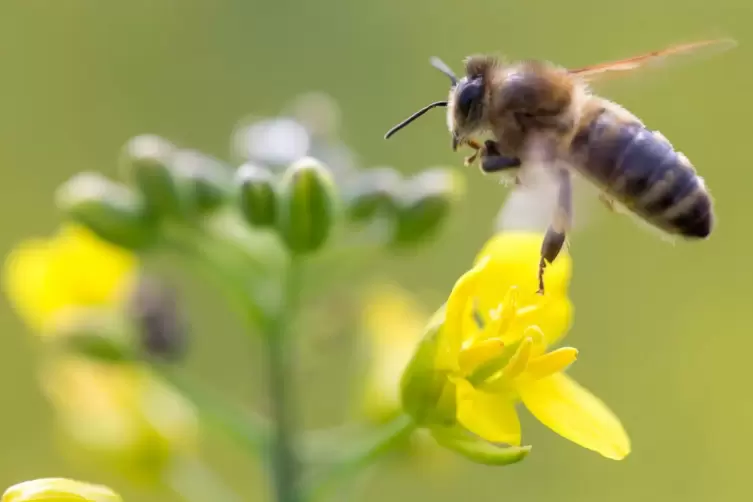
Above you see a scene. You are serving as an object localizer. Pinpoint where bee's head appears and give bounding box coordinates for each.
[446,55,498,150]
[383,56,492,150]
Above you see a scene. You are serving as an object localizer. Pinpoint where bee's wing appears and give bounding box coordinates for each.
[569,38,736,84]
[494,161,606,235]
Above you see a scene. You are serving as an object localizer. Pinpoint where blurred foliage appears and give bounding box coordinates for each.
[0,1,752,501]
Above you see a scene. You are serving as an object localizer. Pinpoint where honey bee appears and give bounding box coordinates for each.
[384,39,736,294]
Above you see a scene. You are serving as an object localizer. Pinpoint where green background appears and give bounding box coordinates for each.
[0,1,751,501]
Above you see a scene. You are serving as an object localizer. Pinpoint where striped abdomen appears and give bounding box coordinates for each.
[569,108,713,238]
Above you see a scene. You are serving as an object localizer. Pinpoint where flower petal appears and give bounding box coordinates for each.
[474,232,571,297]
[472,232,573,346]
[517,372,630,460]
[359,284,429,421]
[438,257,490,364]
[456,380,521,445]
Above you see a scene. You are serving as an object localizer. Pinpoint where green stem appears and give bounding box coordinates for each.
[152,361,269,453]
[265,257,304,502]
[306,414,415,501]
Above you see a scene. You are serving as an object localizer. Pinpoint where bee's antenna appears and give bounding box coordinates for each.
[430,57,458,86]
[384,101,448,139]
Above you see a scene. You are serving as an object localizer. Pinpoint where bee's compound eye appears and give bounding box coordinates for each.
[456,78,484,117]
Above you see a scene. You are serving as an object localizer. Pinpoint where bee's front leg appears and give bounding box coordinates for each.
[481,142,522,175]
[467,140,522,174]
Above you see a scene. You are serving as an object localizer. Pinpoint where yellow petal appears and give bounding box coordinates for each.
[517,372,630,460]
[439,257,489,363]
[2,225,137,334]
[2,478,122,502]
[474,232,571,297]
[456,379,521,445]
[524,347,578,380]
[3,238,60,331]
[471,232,573,346]
[359,283,428,421]
[53,225,136,311]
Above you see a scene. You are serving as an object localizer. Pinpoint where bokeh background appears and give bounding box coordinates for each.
[1,1,752,501]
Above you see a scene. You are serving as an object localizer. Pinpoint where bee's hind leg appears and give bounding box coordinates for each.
[538,168,572,295]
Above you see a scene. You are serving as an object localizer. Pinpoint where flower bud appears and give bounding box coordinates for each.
[119,135,186,219]
[400,320,457,427]
[52,310,135,364]
[390,168,464,247]
[2,478,122,502]
[277,157,337,254]
[171,149,233,214]
[236,163,278,228]
[345,167,401,223]
[128,275,187,362]
[431,427,531,466]
[56,172,156,250]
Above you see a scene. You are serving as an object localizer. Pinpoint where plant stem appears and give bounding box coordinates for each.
[151,361,269,453]
[306,414,415,501]
[265,257,303,502]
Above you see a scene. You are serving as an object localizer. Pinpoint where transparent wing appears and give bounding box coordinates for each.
[569,38,737,84]
[494,162,607,235]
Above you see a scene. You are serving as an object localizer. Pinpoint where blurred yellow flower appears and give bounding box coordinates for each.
[357,283,453,469]
[3,224,136,334]
[41,356,199,486]
[2,478,122,502]
[359,283,429,422]
[3,224,198,485]
[402,232,630,461]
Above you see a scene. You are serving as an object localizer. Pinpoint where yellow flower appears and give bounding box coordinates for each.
[359,283,430,422]
[41,356,199,486]
[2,478,122,502]
[402,232,630,461]
[3,224,136,334]
[4,224,197,485]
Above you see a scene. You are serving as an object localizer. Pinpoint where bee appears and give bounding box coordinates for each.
[384,39,736,294]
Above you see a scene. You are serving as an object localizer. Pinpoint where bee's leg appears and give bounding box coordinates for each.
[538,168,572,295]
[479,140,522,174]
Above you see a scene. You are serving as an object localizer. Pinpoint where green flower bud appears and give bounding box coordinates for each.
[431,426,531,466]
[171,149,233,214]
[277,157,337,254]
[56,172,156,250]
[400,318,457,428]
[120,135,186,219]
[345,167,401,223]
[52,309,135,364]
[236,163,278,228]
[391,168,464,247]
